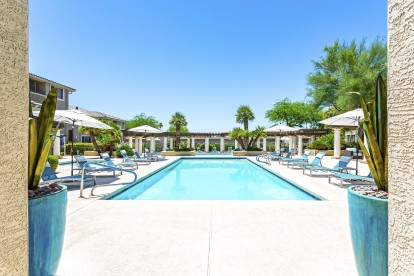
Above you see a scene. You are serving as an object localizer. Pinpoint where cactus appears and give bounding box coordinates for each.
[28,88,59,189]
[350,75,388,192]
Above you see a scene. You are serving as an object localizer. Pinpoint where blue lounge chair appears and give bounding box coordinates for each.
[278,149,295,164]
[148,150,167,161]
[328,172,374,187]
[280,150,311,165]
[287,152,326,168]
[269,148,285,161]
[75,155,117,176]
[303,155,353,176]
[121,149,150,164]
[42,162,96,185]
[100,152,138,170]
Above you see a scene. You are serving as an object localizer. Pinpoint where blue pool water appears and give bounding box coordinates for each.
[109,158,318,200]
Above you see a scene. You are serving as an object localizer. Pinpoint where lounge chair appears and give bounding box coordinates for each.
[328,172,374,187]
[148,150,167,161]
[42,162,96,185]
[121,149,151,164]
[144,148,159,162]
[303,155,353,176]
[280,150,311,165]
[287,152,326,169]
[268,147,285,161]
[100,152,138,170]
[74,155,117,176]
[227,147,233,153]
[277,149,295,163]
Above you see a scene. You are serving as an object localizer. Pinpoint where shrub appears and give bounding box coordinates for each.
[248,146,262,151]
[116,145,133,157]
[266,145,275,151]
[65,142,94,155]
[47,155,59,171]
[310,133,347,150]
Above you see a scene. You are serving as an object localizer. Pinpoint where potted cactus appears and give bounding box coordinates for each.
[28,88,67,276]
[348,75,388,276]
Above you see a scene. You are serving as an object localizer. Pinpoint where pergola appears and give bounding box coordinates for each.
[122,129,329,154]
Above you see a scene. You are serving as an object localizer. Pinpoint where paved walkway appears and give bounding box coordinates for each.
[55,154,364,275]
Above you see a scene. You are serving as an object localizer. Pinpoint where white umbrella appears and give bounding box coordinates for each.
[319,108,365,174]
[319,108,364,127]
[265,124,297,132]
[34,109,112,175]
[128,125,162,133]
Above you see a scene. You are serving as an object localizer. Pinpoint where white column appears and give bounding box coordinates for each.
[150,137,155,152]
[220,137,225,152]
[275,136,280,151]
[310,135,316,143]
[235,140,238,149]
[191,137,195,149]
[53,130,60,156]
[298,135,303,155]
[128,136,133,148]
[134,136,139,151]
[138,137,143,154]
[163,137,167,151]
[205,137,209,152]
[263,138,267,151]
[187,137,191,148]
[256,138,260,149]
[288,136,293,150]
[169,137,174,149]
[292,136,296,150]
[334,128,341,158]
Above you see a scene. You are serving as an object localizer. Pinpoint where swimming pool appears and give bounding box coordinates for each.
[107,158,319,200]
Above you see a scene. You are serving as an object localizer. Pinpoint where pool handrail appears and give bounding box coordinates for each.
[79,161,137,198]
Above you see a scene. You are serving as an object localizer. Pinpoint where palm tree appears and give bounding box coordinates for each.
[235,105,255,130]
[235,105,255,148]
[98,120,123,156]
[248,126,267,149]
[78,126,101,153]
[169,112,188,148]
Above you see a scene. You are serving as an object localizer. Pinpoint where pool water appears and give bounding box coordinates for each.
[109,158,318,200]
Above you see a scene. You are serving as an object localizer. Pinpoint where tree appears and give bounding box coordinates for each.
[265,98,322,128]
[78,126,101,153]
[96,120,123,156]
[235,105,255,148]
[169,112,188,147]
[235,105,255,130]
[307,38,387,111]
[167,125,188,133]
[126,113,162,129]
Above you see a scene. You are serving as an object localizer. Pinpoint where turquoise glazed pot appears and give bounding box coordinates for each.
[348,187,388,276]
[29,185,67,276]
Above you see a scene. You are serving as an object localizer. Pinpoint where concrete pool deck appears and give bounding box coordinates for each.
[55,155,365,275]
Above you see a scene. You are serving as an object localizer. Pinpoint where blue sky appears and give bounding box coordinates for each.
[29,0,387,132]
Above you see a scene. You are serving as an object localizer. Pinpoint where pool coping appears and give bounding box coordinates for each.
[102,157,324,200]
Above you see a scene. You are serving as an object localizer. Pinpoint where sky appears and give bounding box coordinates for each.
[29,0,387,132]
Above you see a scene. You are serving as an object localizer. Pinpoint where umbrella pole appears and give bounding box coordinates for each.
[71,121,74,176]
[355,120,360,175]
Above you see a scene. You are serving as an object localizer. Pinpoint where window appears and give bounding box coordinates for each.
[81,135,92,143]
[29,80,45,95]
[51,86,64,100]
[57,89,64,100]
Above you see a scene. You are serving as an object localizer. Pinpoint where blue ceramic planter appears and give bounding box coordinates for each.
[348,187,388,276]
[29,185,67,276]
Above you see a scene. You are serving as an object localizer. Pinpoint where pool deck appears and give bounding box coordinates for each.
[55,155,366,275]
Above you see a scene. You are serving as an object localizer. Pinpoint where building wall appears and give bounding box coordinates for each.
[30,89,68,110]
[388,0,414,274]
[0,0,29,274]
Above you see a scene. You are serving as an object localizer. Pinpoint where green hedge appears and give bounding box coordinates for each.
[310,133,348,150]
[47,155,59,171]
[116,145,133,157]
[64,142,94,155]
